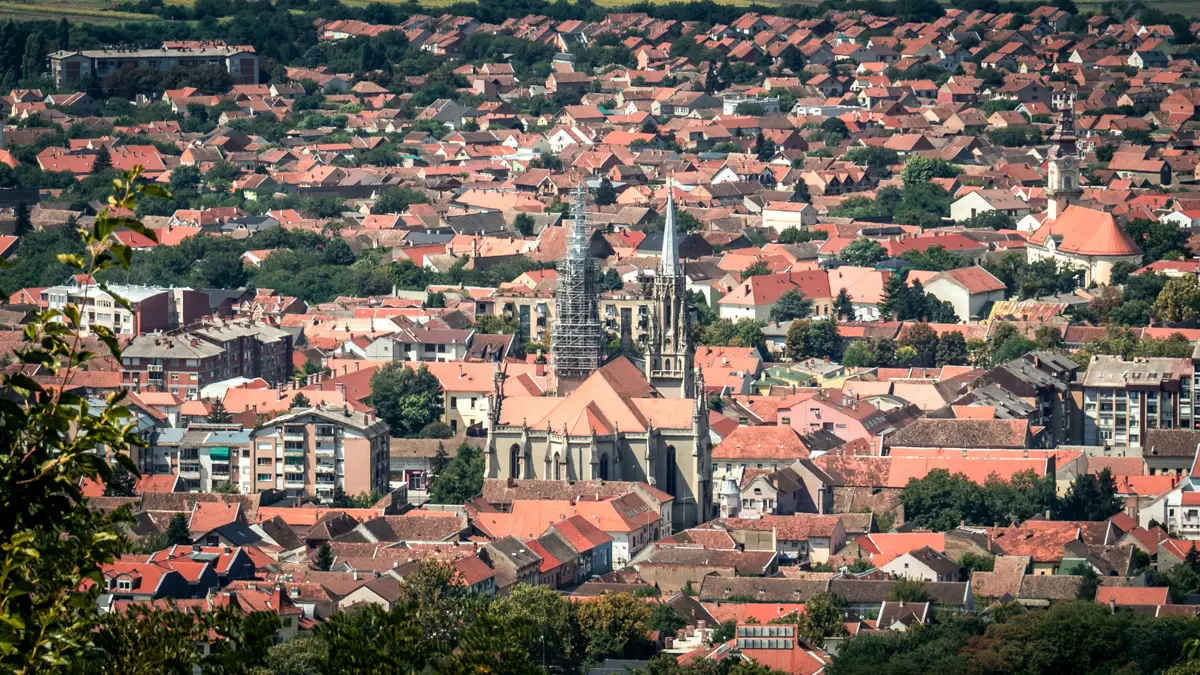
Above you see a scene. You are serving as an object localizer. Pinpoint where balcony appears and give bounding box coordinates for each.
[283,433,305,443]
[316,473,337,486]
[315,442,336,456]
[210,464,230,478]
[283,442,305,456]
[179,464,201,478]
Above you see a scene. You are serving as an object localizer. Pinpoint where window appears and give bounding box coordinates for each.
[257,473,271,481]
[116,579,132,591]
[450,397,458,408]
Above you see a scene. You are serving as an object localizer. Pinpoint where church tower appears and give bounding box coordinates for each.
[1045,103,1082,221]
[551,182,603,395]
[644,179,695,399]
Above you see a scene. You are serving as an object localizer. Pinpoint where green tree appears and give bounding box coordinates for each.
[91,144,112,174]
[514,213,535,236]
[1153,275,1200,323]
[373,186,429,214]
[741,261,771,279]
[165,512,193,546]
[475,314,519,334]
[317,542,334,571]
[833,288,855,321]
[290,392,312,409]
[595,177,617,206]
[879,272,909,320]
[577,592,654,665]
[935,331,969,366]
[794,592,845,647]
[838,237,887,267]
[1057,468,1122,521]
[370,363,444,437]
[206,398,233,423]
[841,340,876,368]
[257,635,329,675]
[769,289,812,322]
[12,201,30,237]
[898,322,939,368]
[427,443,484,504]
[418,421,453,439]
[493,585,585,673]
[900,155,957,186]
[887,578,930,602]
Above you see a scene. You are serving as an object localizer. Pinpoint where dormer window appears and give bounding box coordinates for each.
[116,579,133,591]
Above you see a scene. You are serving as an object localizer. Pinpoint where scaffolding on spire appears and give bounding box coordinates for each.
[551,182,603,391]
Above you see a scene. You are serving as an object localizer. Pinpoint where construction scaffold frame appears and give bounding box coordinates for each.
[551,183,603,384]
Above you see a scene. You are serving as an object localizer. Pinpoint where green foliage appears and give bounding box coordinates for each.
[418,421,454,439]
[935,331,970,367]
[595,177,617,206]
[984,253,1083,299]
[777,228,827,244]
[843,146,899,173]
[838,237,887,267]
[897,323,939,368]
[1058,468,1123,522]
[795,592,846,647]
[886,578,930,602]
[317,542,334,571]
[373,186,429,215]
[492,584,586,672]
[786,318,842,361]
[960,551,995,573]
[900,468,1058,531]
[0,167,168,671]
[960,210,1017,231]
[833,288,855,321]
[741,261,772,280]
[770,289,813,323]
[515,213,535,237]
[988,126,1043,147]
[369,364,444,438]
[427,443,484,504]
[899,245,963,272]
[900,155,958,186]
[1153,276,1200,324]
[696,319,766,354]
[164,512,193,546]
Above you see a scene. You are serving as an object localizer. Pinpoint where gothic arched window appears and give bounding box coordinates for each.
[599,453,609,480]
[665,446,677,495]
[509,444,521,479]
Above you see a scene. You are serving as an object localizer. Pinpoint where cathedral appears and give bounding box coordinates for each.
[483,181,712,530]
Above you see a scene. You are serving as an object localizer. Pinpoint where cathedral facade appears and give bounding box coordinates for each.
[482,182,712,530]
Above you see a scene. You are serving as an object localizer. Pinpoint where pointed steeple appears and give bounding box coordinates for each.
[660,176,681,277]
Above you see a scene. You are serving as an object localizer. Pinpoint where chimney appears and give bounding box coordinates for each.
[352,571,358,581]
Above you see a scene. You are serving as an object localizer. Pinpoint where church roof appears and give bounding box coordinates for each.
[1027,205,1140,257]
[499,357,695,432]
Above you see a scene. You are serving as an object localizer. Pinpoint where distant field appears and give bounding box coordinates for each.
[0,0,159,21]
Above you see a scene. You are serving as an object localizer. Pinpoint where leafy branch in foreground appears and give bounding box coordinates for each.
[0,167,166,672]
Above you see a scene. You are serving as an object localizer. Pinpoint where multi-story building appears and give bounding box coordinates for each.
[1081,355,1196,447]
[122,319,293,396]
[977,351,1080,447]
[388,327,473,362]
[49,42,259,88]
[41,281,207,335]
[192,320,293,386]
[154,424,250,491]
[122,334,226,398]
[248,406,390,500]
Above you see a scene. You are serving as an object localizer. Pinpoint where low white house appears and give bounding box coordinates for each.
[950,189,1032,223]
[762,201,817,231]
[880,546,961,582]
[1160,209,1200,229]
[915,266,1007,322]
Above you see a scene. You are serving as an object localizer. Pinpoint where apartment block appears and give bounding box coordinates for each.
[41,281,207,335]
[122,319,293,396]
[49,43,259,88]
[1081,355,1197,447]
[248,407,390,500]
[154,425,250,492]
